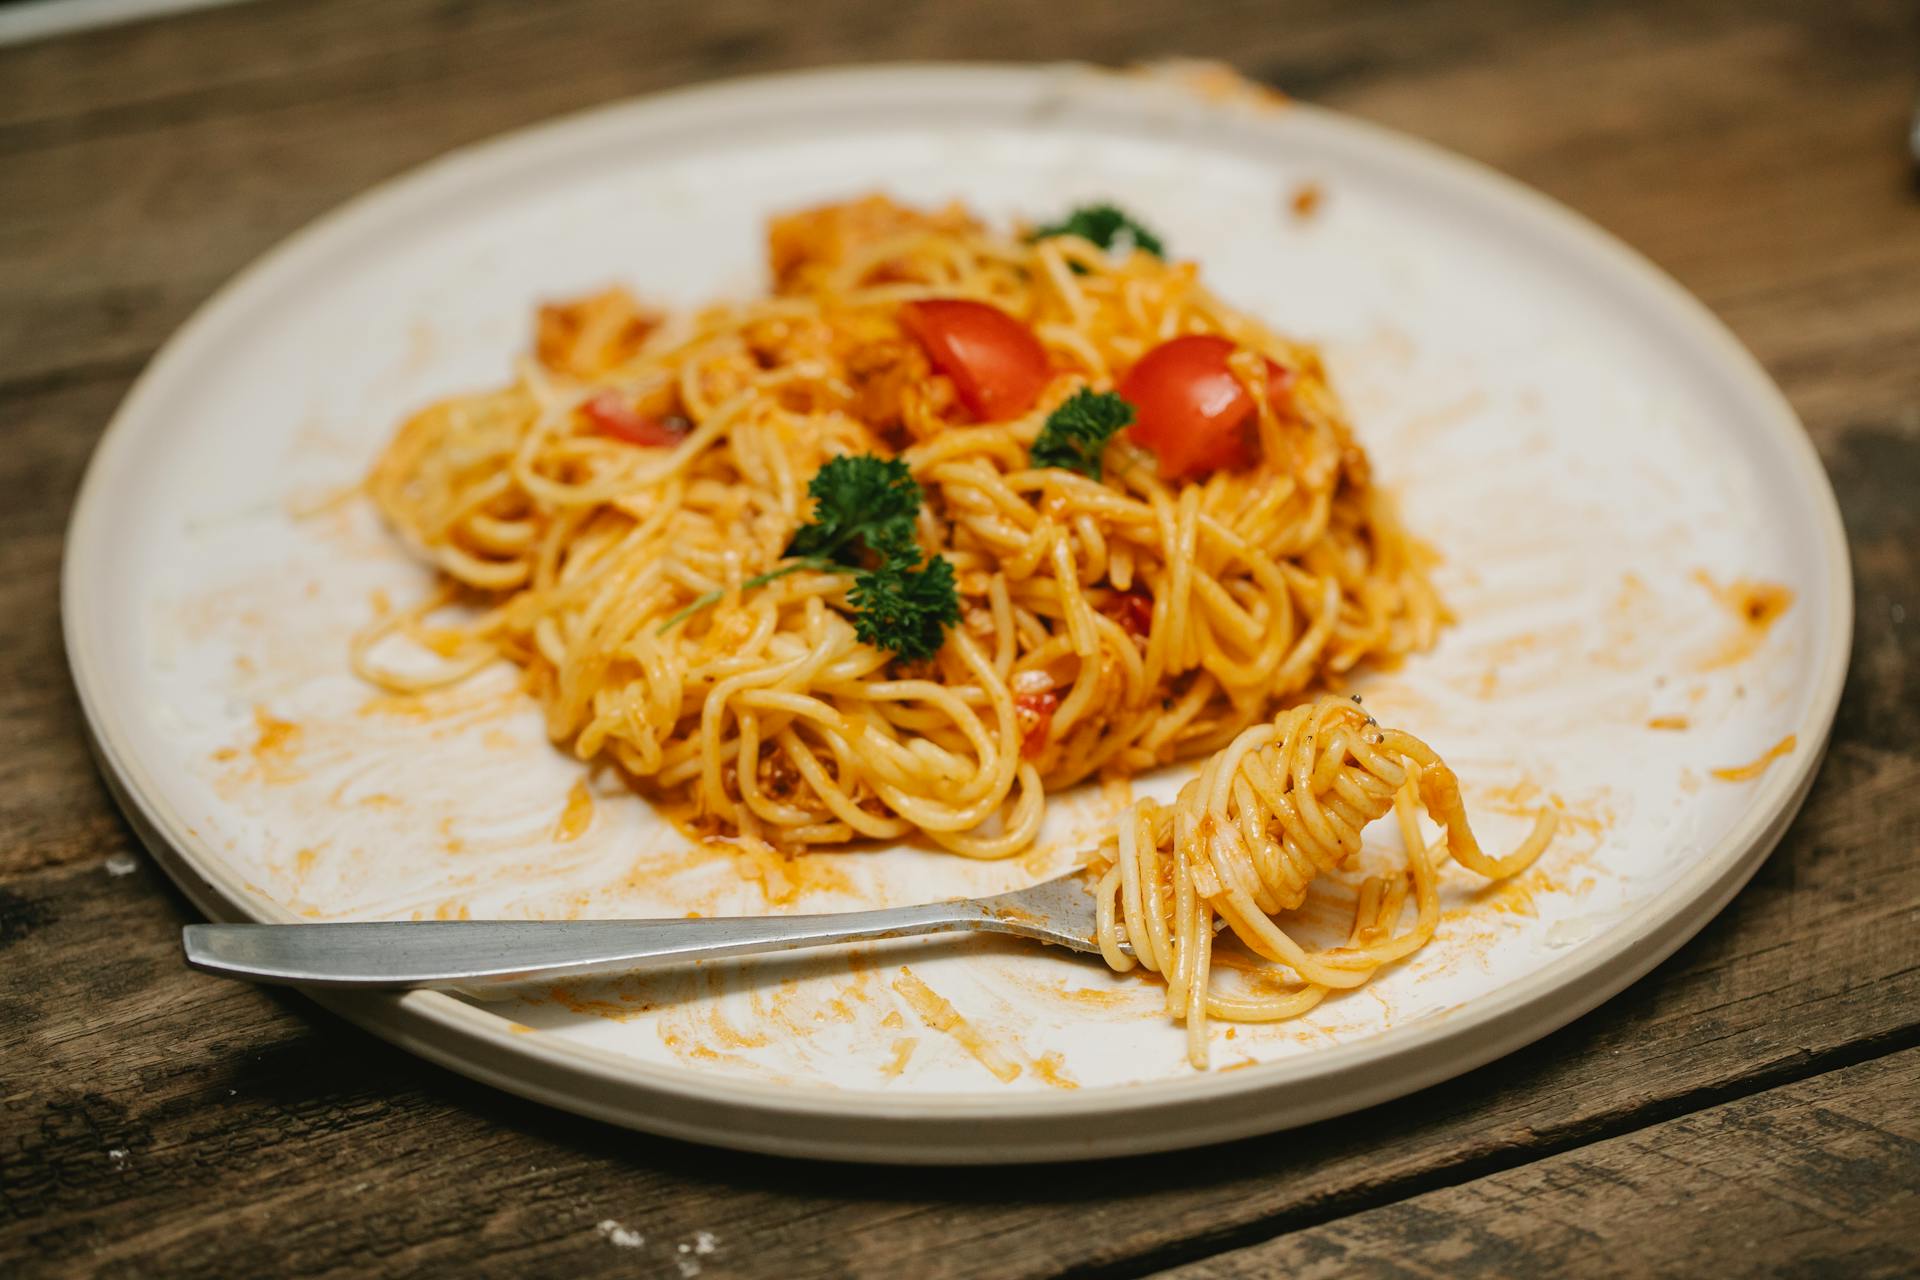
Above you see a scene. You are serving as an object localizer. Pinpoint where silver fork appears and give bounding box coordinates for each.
[182,870,1108,989]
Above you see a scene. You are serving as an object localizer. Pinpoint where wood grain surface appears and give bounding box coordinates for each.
[1159,1050,1920,1279]
[3,1,1917,1276]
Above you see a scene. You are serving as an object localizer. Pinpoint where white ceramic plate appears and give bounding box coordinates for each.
[63,63,1849,1163]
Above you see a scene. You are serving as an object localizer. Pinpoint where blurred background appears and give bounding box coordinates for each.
[5,0,1914,442]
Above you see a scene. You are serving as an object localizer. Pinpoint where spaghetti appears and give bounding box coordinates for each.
[360,197,1555,1058]
[361,195,1443,857]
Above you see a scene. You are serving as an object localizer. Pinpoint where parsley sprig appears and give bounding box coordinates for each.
[847,553,960,661]
[784,453,922,567]
[659,455,959,660]
[1030,389,1135,481]
[1030,203,1166,259]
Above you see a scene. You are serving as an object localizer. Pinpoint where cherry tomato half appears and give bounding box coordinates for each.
[1118,335,1289,480]
[899,299,1051,422]
[584,391,684,447]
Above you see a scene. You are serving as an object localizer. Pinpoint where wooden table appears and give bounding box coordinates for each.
[4,1,1917,1274]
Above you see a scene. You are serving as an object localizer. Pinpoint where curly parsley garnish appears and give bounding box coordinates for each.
[847,552,961,662]
[659,455,959,660]
[1030,203,1166,259]
[784,454,922,566]
[1030,389,1135,481]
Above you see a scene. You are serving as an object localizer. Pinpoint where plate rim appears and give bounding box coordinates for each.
[61,60,1853,1162]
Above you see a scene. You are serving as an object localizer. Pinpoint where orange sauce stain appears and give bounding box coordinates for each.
[1042,979,1139,1009]
[650,1018,769,1072]
[1461,871,1545,921]
[747,976,827,1044]
[1475,777,1546,813]
[1207,949,1276,976]
[881,1037,917,1078]
[1470,781,1609,845]
[1289,181,1324,221]
[252,710,298,752]
[1647,716,1690,731]
[360,793,403,810]
[1711,733,1797,783]
[1225,962,1320,1004]
[482,729,517,751]
[707,1003,771,1051]
[620,821,856,912]
[358,693,419,719]
[737,847,800,905]
[294,847,318,876]
[893,967,1020,1082]
[1029,1052,1079,1089]
[1694,573,1795,670]
[552,779,595,843]
[880,1010,904,1030]
[249,707,302,774]
[547,985,647,1021]
[357,679,524,727]
[212,706,305,783]
[1472,622,1587,670]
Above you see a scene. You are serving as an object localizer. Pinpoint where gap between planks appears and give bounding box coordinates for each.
[1143,1046,1920,1279]
[1060,1024,1920,1280]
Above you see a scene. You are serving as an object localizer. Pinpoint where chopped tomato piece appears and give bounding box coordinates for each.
[1118,334,1288,480]
[1014,689,1060,759]
[1105,590,1155,638]
[899,299,1051,422]
[584,391,684,447]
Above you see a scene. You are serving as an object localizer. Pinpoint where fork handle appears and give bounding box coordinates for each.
[182,901,985,988]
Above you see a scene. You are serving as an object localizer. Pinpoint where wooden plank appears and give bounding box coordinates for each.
[0,376,132,879]
[0,0,1595,133]
[1152,1048,1920,1279]
[3,0,1914,405]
